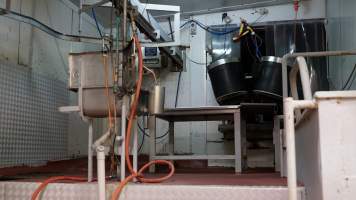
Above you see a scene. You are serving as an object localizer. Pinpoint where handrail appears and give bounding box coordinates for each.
[289,56,313,101]
[281,50,356,98]
[289,56,312,119]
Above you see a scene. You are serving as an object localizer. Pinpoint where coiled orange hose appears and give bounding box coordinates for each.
[110,36,175,200]
[31,176,87,200]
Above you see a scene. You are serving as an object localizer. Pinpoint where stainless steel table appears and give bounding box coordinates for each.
[148,103,277,173]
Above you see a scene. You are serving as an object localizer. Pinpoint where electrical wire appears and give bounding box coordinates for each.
[92,8,110,51]
[143,65,157,84]
[137,121,169,140]
[342,64,356,90]
[92,8,103,38]
[138,124,145,153]
[175,72,182,107]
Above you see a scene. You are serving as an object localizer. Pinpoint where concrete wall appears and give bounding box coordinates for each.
[295,111,323,200]
[139,0,326,166]
[326,0,356,90]
[0,0,104,164]
[295,91,356,200]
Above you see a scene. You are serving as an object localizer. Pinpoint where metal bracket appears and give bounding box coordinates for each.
[140,3,181,48]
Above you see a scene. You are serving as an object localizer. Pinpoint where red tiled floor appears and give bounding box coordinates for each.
[0,157,294,186]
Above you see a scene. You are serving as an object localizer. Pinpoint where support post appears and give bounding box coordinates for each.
[273,116,281,172]
[148,115,156,172]
[284,97,297,200]
[168,121,174,155]
[88,119,93,182]
[241,118,247,170]
[120,96,128,181]
[234,110,242,173]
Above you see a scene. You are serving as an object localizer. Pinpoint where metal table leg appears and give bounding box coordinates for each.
[241,118,247,170]
[133,118,138,181]
[234,111,242,173]
[168,121,174,155]
[273,116,281,172]
[88,119,93,182]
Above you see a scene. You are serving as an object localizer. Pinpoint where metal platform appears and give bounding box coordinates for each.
[0,181,305,200]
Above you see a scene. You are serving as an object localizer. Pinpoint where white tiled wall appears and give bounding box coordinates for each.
[0,0,104,167]
[0,62,69,167]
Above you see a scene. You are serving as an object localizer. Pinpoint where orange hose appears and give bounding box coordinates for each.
[31,176,87,200]
[110,36,175,200]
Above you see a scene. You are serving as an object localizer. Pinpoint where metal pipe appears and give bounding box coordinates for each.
[283,98,317,200]
[149,85,165,115]
[289,56,313,120]
[88,119,93,182]
[96,145,106,200]
[93,129,112,149]
[132,118,138,182]
[120,96,128,181]
[122,0,127,47]
[282,50,356,98]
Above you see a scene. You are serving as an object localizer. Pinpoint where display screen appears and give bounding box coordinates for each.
[145,47,158,57]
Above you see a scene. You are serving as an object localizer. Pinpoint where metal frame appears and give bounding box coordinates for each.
[139,3,181,48]
[82,0,183,69]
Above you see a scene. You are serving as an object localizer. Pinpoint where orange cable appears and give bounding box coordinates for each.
[31,176,87,200]
[110,36,175,200]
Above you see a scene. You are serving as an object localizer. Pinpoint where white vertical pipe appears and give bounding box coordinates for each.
[284,98,317,200]
[120,96,127,181]
[88,119,93,182]
[96,146,106,200]
[148,115,156,173]
[284,97,297,200]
